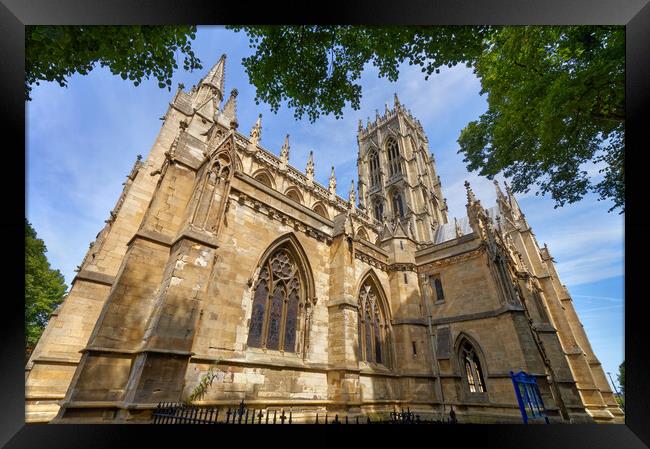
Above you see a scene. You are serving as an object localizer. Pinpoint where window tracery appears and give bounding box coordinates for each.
[459,339,487,393]
[247,248,303,352]
[387,138,401,177]
[357,280,388,365]
[368,149,381,187]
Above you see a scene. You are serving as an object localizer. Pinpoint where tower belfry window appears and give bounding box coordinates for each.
[373,199,384,221]
[392,190,405,218]
[387,139,401,177]
[368,149,381,187]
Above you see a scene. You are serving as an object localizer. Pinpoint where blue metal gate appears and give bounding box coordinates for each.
[510,371,550,424]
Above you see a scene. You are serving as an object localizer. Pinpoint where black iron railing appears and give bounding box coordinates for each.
[152,401,458,424]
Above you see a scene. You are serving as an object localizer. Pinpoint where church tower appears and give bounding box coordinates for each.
[356,94,448,243]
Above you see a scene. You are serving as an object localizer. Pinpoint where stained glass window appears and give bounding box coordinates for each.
[247,248,303,352]
[358,281,388,366]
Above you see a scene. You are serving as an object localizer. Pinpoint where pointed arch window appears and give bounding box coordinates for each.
[460,340,487,393]
[392,190,405,218]
[387,138,401,177]
[373,198,384,222]
[368,149,381,187]
[247,247,303,352]
[358,280,389,366]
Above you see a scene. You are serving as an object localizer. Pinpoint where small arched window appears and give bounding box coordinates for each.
[313,203,329,220]
[247,247,303,352]
[356,227,370,241]
[392,190,405,218]
[430,276,444,301]
[368,149,381,187]
[459,339,487,393]
[387,138,401,177]
[358,279,388,365]
[285,187,302,205]
[254,172,274,188]
[373,199,384,222]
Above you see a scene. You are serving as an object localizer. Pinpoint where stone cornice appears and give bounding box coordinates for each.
[230,185,333,245]
[171,226,220,249]
[127,229,174,248]
[354,249,389,272]
[429,303,526,326]
[388,262,417,272]
[417,246,485,273]
[72,269,116,287]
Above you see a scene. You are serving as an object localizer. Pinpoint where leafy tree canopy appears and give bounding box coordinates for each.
[25,219,68,360]
[228,26,624,212]
[618,359,625,396]
[25,25,202,101]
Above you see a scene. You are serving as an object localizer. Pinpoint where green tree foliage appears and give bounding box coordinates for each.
[25,219,67,360]
[617,359,625,396]
[228,26,624,212]
[25,25,202,101]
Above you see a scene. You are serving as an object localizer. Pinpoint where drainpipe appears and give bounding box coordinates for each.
[420,275,445,420]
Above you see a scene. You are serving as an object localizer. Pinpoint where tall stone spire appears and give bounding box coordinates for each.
[329,166,337,196]
[394,93,401,109]
[200,53,226,100]
[306,151,315,183]
[221,88,238,129]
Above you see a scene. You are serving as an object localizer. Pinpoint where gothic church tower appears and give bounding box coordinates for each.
[357,94,448,243]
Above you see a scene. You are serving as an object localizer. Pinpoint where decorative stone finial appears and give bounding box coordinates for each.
[494,179,507,203]
[280,134,290,163]
[394,93,401,108]
[454,217,463,238]
[375,109,380,121]
[349,179,356,207]
[464,180,476,204]
[358,119,363,132]
[385,103,390,115]
[329,166,337,195]
[306,150,315,181]
[249,114,262,147]
[222,88,238,129]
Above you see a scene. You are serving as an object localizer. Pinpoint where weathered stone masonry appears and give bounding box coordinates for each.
[25,54,623,424]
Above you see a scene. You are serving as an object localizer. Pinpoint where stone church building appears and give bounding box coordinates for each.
[25,55,623,424]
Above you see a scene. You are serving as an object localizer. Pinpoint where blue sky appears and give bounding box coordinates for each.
[25,26,624,392]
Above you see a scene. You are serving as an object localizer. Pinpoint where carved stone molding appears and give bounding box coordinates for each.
[354,250,389,272]
[417,246,486,273]
[231,191,333,245]
[388,262,416,272]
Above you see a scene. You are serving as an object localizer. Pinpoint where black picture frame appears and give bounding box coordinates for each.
[2,0,648,447]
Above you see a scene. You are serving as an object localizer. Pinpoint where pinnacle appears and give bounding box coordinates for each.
[201,54,227,97]
[221,88,238,129]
